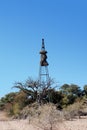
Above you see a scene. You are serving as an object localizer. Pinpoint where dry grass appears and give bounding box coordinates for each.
[0,102,87,130]
[63,101,87,120]
[29,103,63,130]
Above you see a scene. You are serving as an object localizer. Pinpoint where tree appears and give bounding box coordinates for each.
[13,77,54,104]
[83,85,87,96]
[13,78,38,102]
[0,92,17,114]
[0,92,16,104]
[60,84,70,95]
[60,84,82,107]
[60,84,82,97]
[69,84,82,97]
[47,89,63,105]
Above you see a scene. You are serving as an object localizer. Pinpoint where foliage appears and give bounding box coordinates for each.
[0,77,87,118]
[60,84,81,97]
[14,91,28,109]
[0,92,16,104]
[83,85,87,96]
[60,84,82,107]
[0,91,29,116]
[0,92,17,111]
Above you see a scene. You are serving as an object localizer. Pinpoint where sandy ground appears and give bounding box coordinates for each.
[0,111,87,130]
[0,112,40,130]
[64,117,87,130]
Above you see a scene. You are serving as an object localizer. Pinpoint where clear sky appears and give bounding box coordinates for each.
[0,0,87,97]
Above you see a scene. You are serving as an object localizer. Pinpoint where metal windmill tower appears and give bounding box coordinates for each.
[37,39,50,103]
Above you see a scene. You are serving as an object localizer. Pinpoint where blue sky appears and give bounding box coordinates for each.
[0,0,87,97]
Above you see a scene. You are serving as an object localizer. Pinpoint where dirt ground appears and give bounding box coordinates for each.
[0,111,87,130]
[64,117,87,130]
